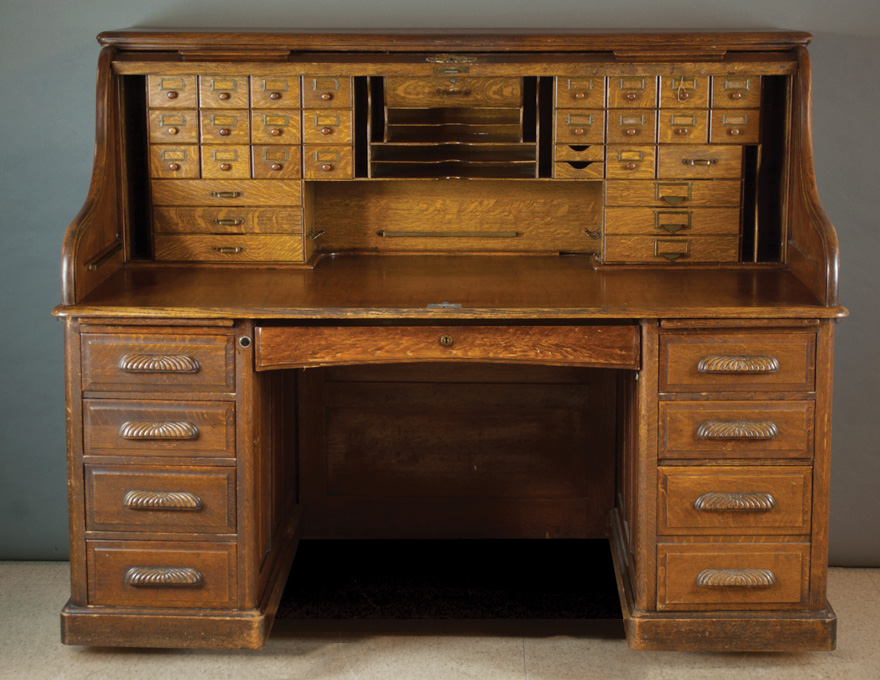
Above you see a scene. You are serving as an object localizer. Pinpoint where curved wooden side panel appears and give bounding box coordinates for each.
[60,46,123,306]
[788,46,840,308]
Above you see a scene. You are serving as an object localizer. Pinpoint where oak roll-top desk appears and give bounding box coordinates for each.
[55,29,845,652]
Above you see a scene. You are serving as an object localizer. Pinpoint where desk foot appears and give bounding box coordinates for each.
[609,510,837,652]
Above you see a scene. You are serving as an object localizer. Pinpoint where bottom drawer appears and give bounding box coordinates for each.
[87,540,237,608]
[154,234,304,262]
[604,235,739,264]
[657,542,810,611]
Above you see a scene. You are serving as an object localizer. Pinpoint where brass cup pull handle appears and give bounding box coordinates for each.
[696,568,777,589]
[696,420,779,440]
[439,335,454,347]
[658,223,688,234]
[209,191,243,199]
[437,88,471,97]
[119,421,199,440]
[123,490,203,511]
[125,567,204,588]
[212,218,244,226]
[119,353,200,374]
[694,491,776,513]
[697,354,781,374]
[213,246,245,254]
[682,159,717,166]
[659,252,687,262]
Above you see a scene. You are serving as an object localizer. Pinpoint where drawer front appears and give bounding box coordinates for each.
[302,109,352,144]
[605,180,742,207]
[657,542,810,611]
[658,110,709,144]
[605,146,656,179]
[608,75,657,108]
[659,400,814,460]
[255,325,640,370]
[199,110,249,144]
[603,235,739,264]
[660,331,817,392]
[384,76,523,108]
[658,145,743,179]
[154,234,304,262]
[555,109,605,144]
[713,76,762,109]
[151,179,302,206]
[251,109,301,144]
[555,76,605,108]
[81,331,234,392]
[554,144,604,163]
[251,74,301,108]
[147,75,198,108]
[148,110,199,144]
[658,466,812,535]
[303,146,353,179]
[607,110,657,144]
[149,145,200,179]
[554,161,604,180]
[302,76,352,108]
[87,540,237,608]
[201,144,251,179]
[85,465,236,533]
[198,75,249,108]
[660,75,710,108]
[251,145,302,179]
[711,110,760,144]
[83,400,236,458]
[605,207,740,236]
[152,207,302,234]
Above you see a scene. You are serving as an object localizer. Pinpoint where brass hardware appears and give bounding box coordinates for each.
[167,127,178,135]
[239,336,252,348]
[167,163,180,171]
[436,88,471,97]
[426,302,462,309]
[654,210,691,234]
[85,242,123,272]
[269,91,281,100]
[320,92,333,101]
[654,238,690,262]
[697,354,781,374]
[119,421,199,440]
[212,218,244,226]
[655,182,692,206]
[320,163,333,171]
[694,492,776,512]
[426,54,478,64]
[125,567,204,588]
[696,569,777,589]
[213,246,245,254]
[307,229,326,240]
[584,226,602,240]
[209,191,243,198]
[123,490,203,511]
[378,230,523,239]
[659,223,686,233]
[697,420,780,440]
[270,163,283,171]
[218,128,231,136]
[660,252,685,262]
[320,126,333,135]
[682,159,717,166]
[119,354,199,374]
[218,92,231,100]
[166,91,178,99]
[433,67,470,75]
[219,163,232,171]
[270,128,282,136]
[439,335,454,347]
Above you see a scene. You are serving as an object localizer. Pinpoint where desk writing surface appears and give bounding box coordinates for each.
[60,255,842,320]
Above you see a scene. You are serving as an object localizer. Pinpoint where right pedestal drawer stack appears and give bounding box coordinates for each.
[656,323,819,612]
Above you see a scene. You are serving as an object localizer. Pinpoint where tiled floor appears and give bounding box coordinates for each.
[1,562,878,679]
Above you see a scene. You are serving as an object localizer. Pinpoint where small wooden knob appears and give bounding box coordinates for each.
[167,163,180,171]
[218,92,231,101]
[731,92,743,100]
[270,163,283,171]
[728,128,742,136]
[625,92,637,101]
[218,128,231,136]
[167,127,179,135]
[625,128,638,136]
[269,92,281,100]
[219,163,232,171]
[624,163,637,170]
[320,127,333,135]
[573,127,585,136]
[320,163,333,171]
[573,91,587,100]
[166,91,178,100]
[320,92,333,101]
[270,128,282,136]
[678,91,690,101]
[676,128,690,135]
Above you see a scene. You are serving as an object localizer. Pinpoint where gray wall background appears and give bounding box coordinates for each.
[1,0,878,564]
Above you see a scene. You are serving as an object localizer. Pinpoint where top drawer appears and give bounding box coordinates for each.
[660,331,816,393]
[384,77,523,108]
[81,330,235,393]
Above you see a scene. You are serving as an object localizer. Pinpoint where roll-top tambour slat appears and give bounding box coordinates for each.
[696,568,777,588]
[124,566,204,587]
[697,354,781,374]
[118,421,199,440]
[693,491,776,512]
[119,353,199,374]
[122,490,203,511]
[696,420,779,440]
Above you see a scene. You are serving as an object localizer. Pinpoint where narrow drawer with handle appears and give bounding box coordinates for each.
[152,207,302,235]
[658,145,743,179]
[384,76,523,108]
[603,235,739,264]
[85,465,236,533]
[154,234,304,262]
[150,179,302,206]
[658,465,812,535]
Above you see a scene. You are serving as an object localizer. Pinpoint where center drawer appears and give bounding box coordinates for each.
[254,325,640,370]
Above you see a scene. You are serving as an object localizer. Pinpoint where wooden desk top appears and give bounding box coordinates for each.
[55,255,846,321]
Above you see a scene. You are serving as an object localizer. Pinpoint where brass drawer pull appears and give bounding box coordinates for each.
[696,420,779,440]
[694,492,776,512]
[211,218,244,226]
[696,568,777,588]
[436,88,471,97]
[208,191,242,199]
[119,421,199,440]
[681,159,717,166]
[697,354,781,374]
[119,354,200,374]
[378,230,523,239]
[125,566,204,588]
[122,490,203,511]
[213,246,245,254]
